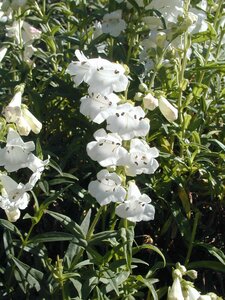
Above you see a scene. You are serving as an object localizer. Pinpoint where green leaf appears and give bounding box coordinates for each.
[133,244,166,267]
[28,231,74,243]
[80,209,91,237]
[11,256,44,292]
[168,199,192,240]
[120,226,134,271]
[0,219,22,238]
[46,210,87,247]
[187,261,225,273]
[88,230,118,245]
[195,242,225,265]
[136,275,159,300]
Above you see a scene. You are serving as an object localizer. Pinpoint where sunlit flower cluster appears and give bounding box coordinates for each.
[67,50,159,222]
[139,0,208,72]
[167,263,221,300]
[0,85,49,222]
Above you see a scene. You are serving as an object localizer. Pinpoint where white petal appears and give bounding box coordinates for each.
[22,107,42,134]
[158,96,178,123]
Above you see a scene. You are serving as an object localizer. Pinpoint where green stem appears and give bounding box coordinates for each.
[184,210,200,266]
[70,206,105,270]
[6,220,37,294]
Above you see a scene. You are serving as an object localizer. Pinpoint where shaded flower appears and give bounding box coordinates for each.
[115,181,155,222]
[86,128,127,167]
[88,169,126,205]
[167,277,184,300]
[80,92,120,124]
[0,174,30,222]
[3,89,42,135]
[124,138,159,176]
[106,103,150,140]
[102,10,127,37]
[67,50,129,95]
[0,128,35,172]
[0,128,48,172]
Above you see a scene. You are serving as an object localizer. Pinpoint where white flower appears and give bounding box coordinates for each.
[67,50,129,95]
[0,128,49,173]
[124,139,159,176]
[0,128,35,172]
[0,46,7,63]
[188,9,208,34]
[22,21,41,43]
[3,90,42,135]
[143,93,159,111]
[115,181,155,222]
[146,0,184,25]
[86,128,127,167]
[6,20,22,43]
[167,277,184,300]
[158,96,178,123]
[102,10,127,37]
[184,285,201,300]
[0,174,30,222]
[80,93,120,124]
[106,103,150,140]
[88,169,126,206]
[93,21,103,39]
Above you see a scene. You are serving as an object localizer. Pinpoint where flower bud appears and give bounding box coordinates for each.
[6,209,21,222]
[143,93,159,111]
[139,83,148,92]
[134,92,143,101]
[158,96,178,123]
[186,269,198,280]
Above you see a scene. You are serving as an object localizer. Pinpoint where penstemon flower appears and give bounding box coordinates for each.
[106,103,150,140]
[80,93,120,124]
[123,138,159,176]
[3,89,42,136]
[167,277,184,300]
[0,174,30,222]
[158,96,178,123]
[67,50,129,95]
[88,169,126,206]
[115,181,155,222]
[0,128,48,172]
[86,128,127,167]
[102,10,127,37]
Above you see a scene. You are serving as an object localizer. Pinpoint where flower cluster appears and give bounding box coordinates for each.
[167,263,222,300]
[137,0,208,72]
[0,85,49,222]
[67,50,159,222]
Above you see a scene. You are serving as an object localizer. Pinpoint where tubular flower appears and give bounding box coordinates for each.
[80,92,120,124]
[86,129,127,167]
[66,50,129,95]
[102,10,127,37]
[3,89,42,135]
[123,138,159,176]
[158,96,178,123]
[88,169,126,206]
[115,181,155,222]
[0,174,30,222]
[106,103,150,140]
[167,277,184,300]
[0,128,48,172]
